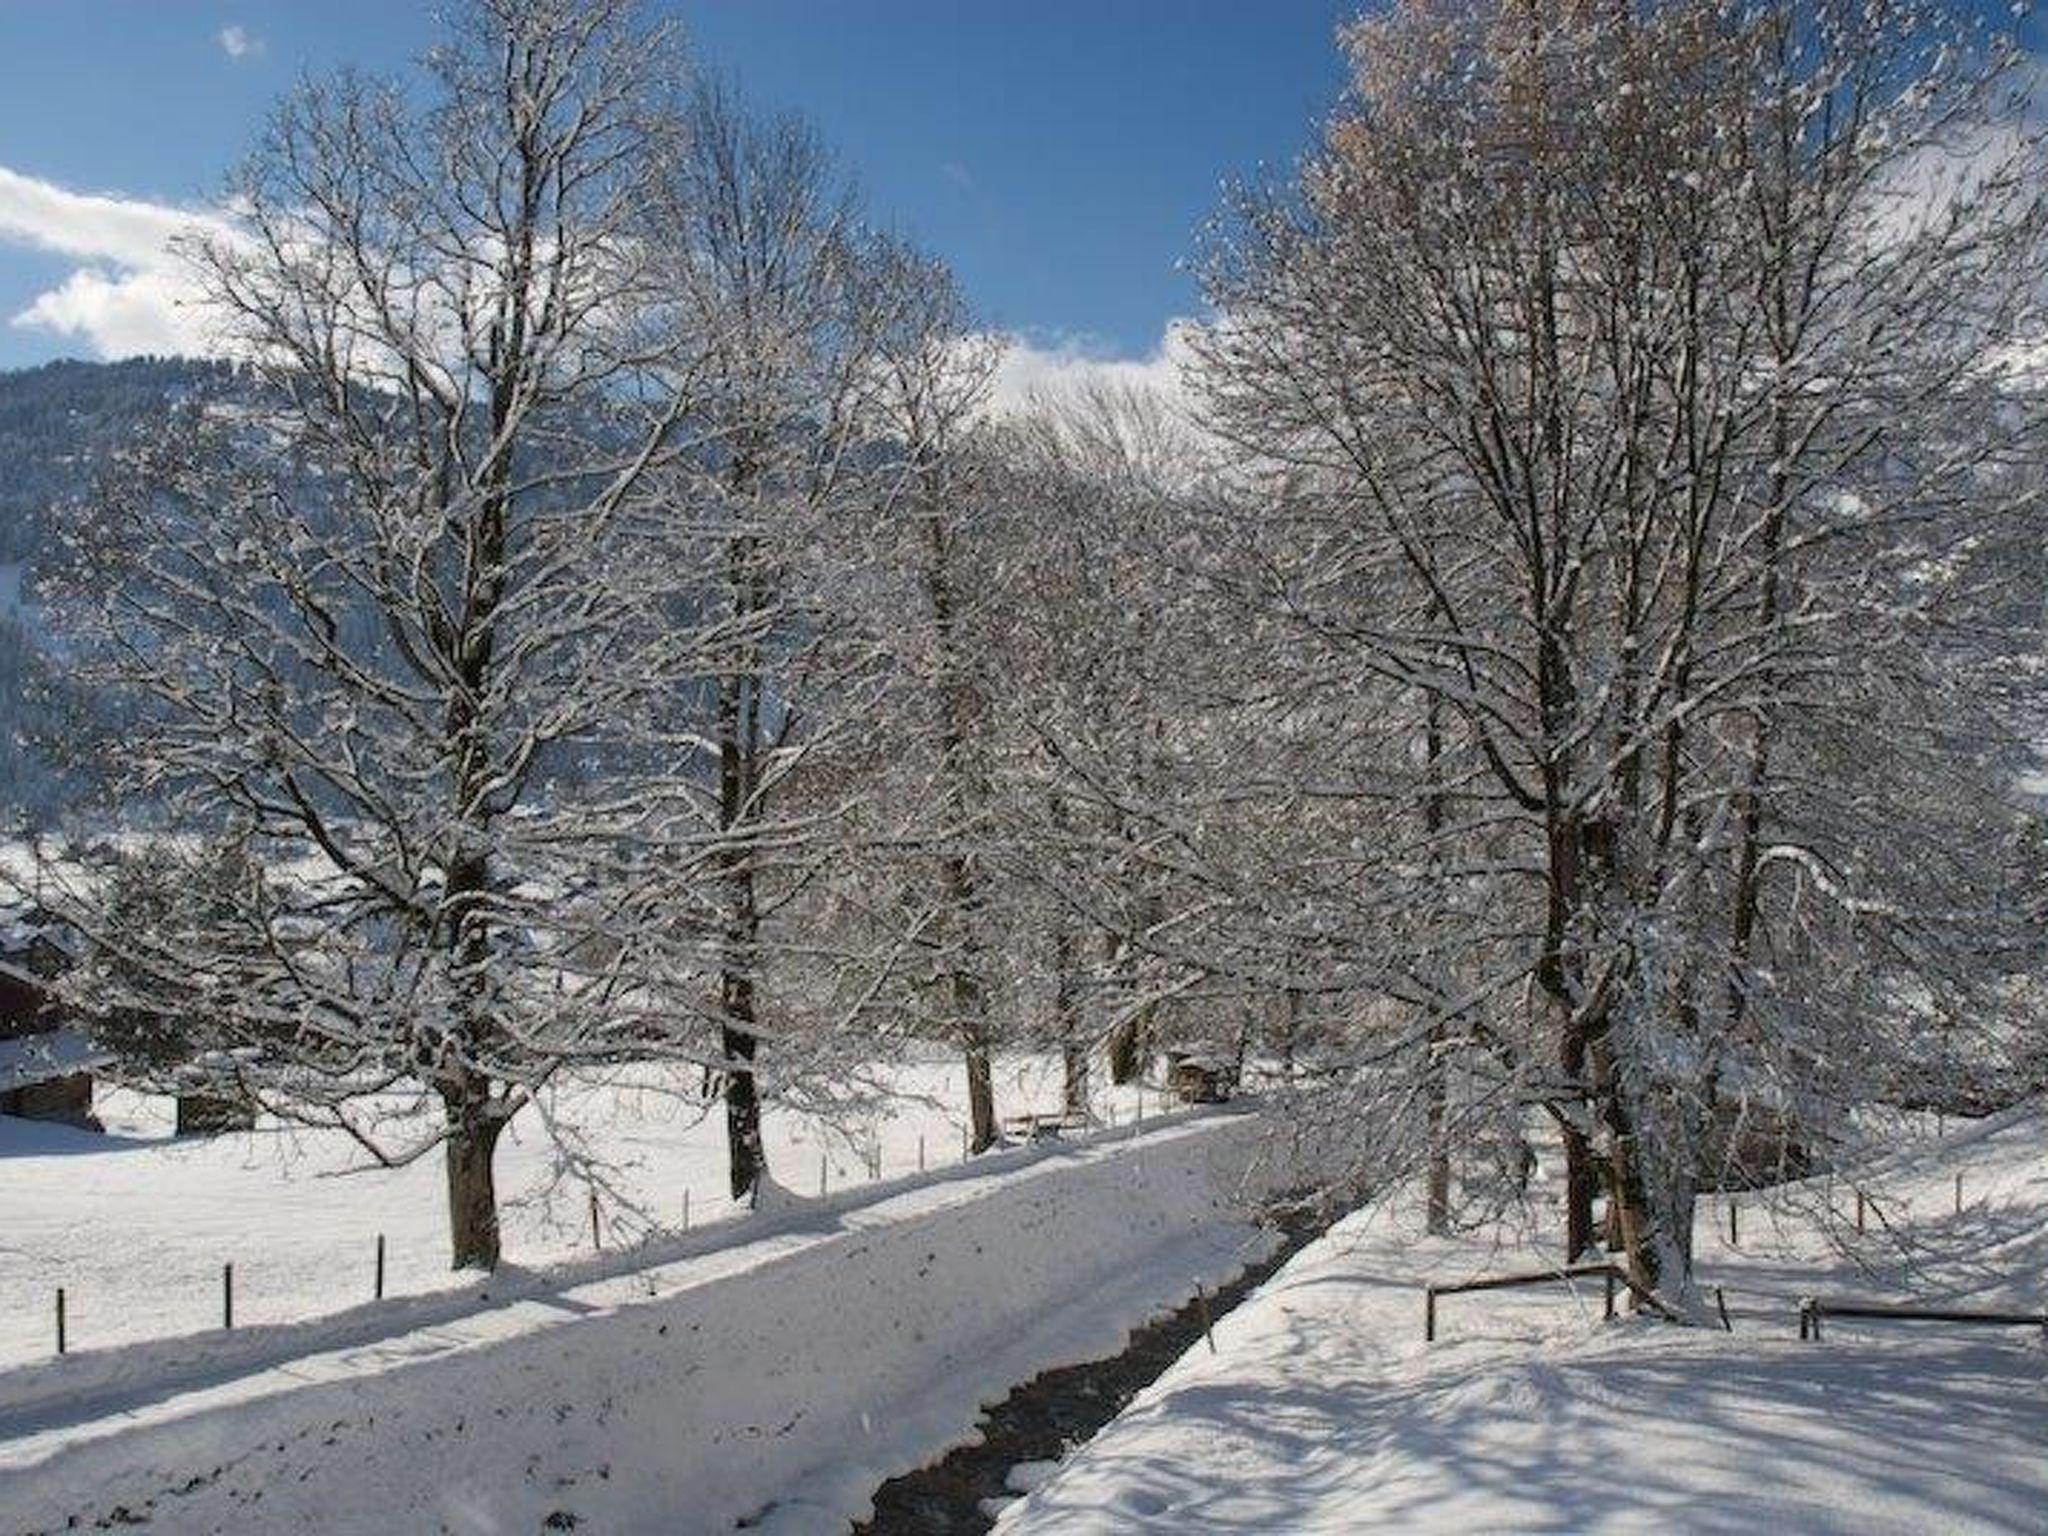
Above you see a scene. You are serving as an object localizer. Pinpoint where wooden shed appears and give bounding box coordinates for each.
[0,960,107,1130]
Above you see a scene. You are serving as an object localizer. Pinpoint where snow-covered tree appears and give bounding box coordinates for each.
[1191,0,2048,1297]
[986,381,1259,1100]
[851,248,1017,1150]
[641,80,910,1200]
[50,0,716,1270]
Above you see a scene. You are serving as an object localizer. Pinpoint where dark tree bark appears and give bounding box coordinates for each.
[1422,692,1451,1235]
[442,1083,508,1271]
[1424,1025,1452,1236]
[1563,1123,1599,1263]
[1054,920,1089,1118]
[919,478,1000,1153]
[965,1031,997,1153]
[716,656,767,1202]
[720,986,765,1201]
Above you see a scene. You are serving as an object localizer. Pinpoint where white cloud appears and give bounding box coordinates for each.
[0,158,1213,388]
[13,267,216,358]
[0,164,233,357]
[989,320,1199,415]
[0,166,219,269]
[218,25,263,61]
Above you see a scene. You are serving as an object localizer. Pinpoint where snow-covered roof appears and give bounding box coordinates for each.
[0,896,79,965]
[0,1028,110,1092]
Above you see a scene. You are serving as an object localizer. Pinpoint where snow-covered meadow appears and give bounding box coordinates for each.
[998,1106,2048,1533]
[0,1053,1175,1368]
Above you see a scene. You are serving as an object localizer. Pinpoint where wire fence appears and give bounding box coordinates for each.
[22,1088,1182,1363]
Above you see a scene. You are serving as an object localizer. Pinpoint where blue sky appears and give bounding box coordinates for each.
[0,2,1358,373]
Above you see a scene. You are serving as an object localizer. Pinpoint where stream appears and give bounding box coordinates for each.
[852,1207,1325,1534]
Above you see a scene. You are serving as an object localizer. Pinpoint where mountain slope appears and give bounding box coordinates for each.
[0,356,226,821]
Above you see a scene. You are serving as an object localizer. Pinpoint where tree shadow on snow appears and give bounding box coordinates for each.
[1018,1335,2048,1532]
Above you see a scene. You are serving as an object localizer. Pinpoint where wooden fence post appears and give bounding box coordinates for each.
[1855,1191,1866,1234]
[589,1190,602,1251]
[1954,1171,1963,1215]
[55,1287,65,1356]
[683,1189,691,1232]
[223,1262,234,1330]
[1424,1286,1437,1342]
[917,1134,926,1173]
[1727,1200,1738,1247]
[374,1234,385,1300]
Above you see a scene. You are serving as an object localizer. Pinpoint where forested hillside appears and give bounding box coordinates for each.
[0,356,225,821]
[0,357,221,561]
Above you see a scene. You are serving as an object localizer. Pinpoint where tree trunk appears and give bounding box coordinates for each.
[1107,998,1145,1085]
[714,471,772,1207]
[1055,929,1089,1118]
[1050,801,1090,1120]
[442,1091,507,1271]
[1563,1122,1598,1262]
[722,1017,764,1201]
[1589,1041,1666,1299]
[718,709,765,1203]
[1421,694,1451,1234]
[1424,1025,1451,1235]
[1105,888,1151,1086]
[717,860,767,1201]
[965,1034,997,1152]
[938,850,997,1152]
[921,491,1002,1152]
[1060,1040,1090,1120]
[1602,1152,1662,1297]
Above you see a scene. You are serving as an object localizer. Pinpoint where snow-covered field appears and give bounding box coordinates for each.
[999,1106,2048,1533]
[14,1064,2044,1535]
[0,1053,1176,1367]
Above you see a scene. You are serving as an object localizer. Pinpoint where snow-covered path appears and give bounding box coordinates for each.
[0,1054,1171,1368]
[0,1108,1294,1535]
[999,1108,2048,1534]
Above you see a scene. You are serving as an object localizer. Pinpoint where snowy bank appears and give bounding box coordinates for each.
[998,1106,2048,1534]
[0,1108,1297,1535]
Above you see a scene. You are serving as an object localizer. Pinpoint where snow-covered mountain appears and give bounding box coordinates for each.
[0,357,228,823]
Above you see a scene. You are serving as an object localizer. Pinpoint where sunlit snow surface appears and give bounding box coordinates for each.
[0,1100,1276,1535]
[0,1053,1170,1366]
[1000,1105,2048,1534]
